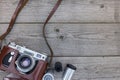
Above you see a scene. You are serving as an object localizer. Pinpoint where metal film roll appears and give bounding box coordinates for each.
[63,64,77,80]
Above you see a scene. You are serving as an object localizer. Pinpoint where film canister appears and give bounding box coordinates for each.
[63,64,77,80]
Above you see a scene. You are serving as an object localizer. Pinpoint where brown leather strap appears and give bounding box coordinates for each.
[0,0,28,41]
[43,0,62,66]
[0,0,62,66]
[1,1,62,80]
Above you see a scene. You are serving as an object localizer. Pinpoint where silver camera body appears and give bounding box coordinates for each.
[8,42,48,74]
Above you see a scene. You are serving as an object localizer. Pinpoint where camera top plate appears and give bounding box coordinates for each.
[8,42,48,61]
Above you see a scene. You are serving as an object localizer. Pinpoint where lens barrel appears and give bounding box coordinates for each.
[15,54,36,73]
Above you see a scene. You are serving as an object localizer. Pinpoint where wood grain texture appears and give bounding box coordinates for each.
[0,0,120,80]
[52,57,120,80]
[1,57,120,80]
[0,0,119,23]
[1,24,120,56]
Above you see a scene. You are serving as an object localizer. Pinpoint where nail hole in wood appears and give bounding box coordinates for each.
[100,4,104,8]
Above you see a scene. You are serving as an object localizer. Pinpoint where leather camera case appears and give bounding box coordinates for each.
[0,46,48,80]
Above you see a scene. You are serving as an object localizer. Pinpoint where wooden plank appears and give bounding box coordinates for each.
[0,0,118,22]
[1,57,120,80]
[52,57,120,80]
[0,24,120,56]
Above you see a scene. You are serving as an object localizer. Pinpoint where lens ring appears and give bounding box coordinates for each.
[16,54,36,73]
[42,73,54,80]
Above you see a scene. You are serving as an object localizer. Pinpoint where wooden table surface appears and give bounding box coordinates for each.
[1,0,120,80]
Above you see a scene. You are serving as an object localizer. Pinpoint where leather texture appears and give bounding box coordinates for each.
[0,46,48,80]
[4,73,26,80]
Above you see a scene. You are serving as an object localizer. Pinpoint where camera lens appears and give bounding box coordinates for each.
[19,57,31,68]
[16,54,36,73]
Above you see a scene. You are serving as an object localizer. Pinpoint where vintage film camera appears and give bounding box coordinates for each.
[0,42,48,80]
